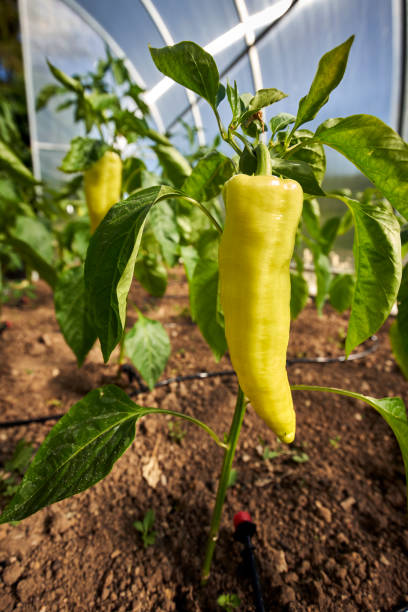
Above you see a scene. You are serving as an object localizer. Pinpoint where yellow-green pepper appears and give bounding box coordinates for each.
[84,151,122,233]
[219,172,303,443]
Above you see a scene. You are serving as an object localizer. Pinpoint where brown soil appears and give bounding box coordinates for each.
[0,273,407,612]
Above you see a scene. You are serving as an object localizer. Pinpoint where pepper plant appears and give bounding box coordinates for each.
[1,37,407,586]
[32,49,226,385]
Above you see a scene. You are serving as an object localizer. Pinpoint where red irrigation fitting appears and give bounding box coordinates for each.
[233,512,265,612]
[0,321,12,335]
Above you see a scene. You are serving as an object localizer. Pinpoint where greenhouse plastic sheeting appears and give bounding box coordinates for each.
[19,0,407,184]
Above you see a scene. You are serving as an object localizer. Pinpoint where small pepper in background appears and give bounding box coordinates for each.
[84,151,122,233]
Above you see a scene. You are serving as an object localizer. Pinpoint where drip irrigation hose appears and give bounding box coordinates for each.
[0,336,378,430]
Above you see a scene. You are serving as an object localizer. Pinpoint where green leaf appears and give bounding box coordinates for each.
[148,201,179,266]
[0,176,21,203]
[397,264,408,338]
[36,84,66,111]
[217,593,241,609]
[288,130,326,185]
[143,508,155,531]
[239,88,287,125]
[290,272,309,319]
[401,224,408,246]
[197,229,220,262]
[4,440,35,475]
[54,266,97,366]
[87,92,120,113]
[333,194,402,355]
[270,157,325,196]
[182,151,234,202]
[316,115,408,219]
[270,113,296,138]
[216,83,226,107]
[126,84,150,116]
[149,41,220,108]
[392,264,408,377]
[60,137,109,173]
[47,60,83,94]
[311,248,331,314]
[114,109,150,142]
[0,140,37,184]
[56,98,75,112]
[180,244,199,284]
[291,384,408,503]
[85,186,202,361]
[302,198,321,240]
[294,36,354,129]
[124,313,171,389]
[189,258,227,360]
[9,216,57,288]
[122,157,147,193]
[227,80,241,125]
[73,95,95,134]
[134,254,167,297]
[153,144,192,188]
[320,217,341,255]
[329,273,355,313]
[111,57,129,85]
[0,386,145,524]
[238,146,257,176]
[390,320,408,380]
[60,218,90,260]
[337,209,353,236]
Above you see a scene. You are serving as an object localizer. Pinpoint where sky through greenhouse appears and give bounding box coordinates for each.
[18,0,407,184]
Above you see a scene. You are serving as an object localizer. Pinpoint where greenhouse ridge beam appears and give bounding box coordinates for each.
[234,0,263,92]
[139,0,205,144]
[167,0,299,133]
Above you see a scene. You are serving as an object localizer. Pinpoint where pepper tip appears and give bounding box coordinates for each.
[280,430,295,444]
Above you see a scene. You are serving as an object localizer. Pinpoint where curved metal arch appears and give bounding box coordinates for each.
[395,0,407,138]
[139,0,205,145]
[18,0,41,179]
[61,0,166,133]
[234,0,263,92]
[165,0,298,132]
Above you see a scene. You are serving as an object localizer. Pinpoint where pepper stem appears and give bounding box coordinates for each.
[255,143,272,176]
[201,385,246,584]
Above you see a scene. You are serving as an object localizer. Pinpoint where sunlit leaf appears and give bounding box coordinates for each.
[182,151,234,201]
[317,115,408,219]
[149,41,220,108]
[294,36,354,129]
[332,194,402,355]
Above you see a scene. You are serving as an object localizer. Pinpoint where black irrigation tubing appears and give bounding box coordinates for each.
[0,336,378,430]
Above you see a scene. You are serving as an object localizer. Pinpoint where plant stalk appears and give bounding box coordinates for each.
[255,143,272,176]
[181,196,223,235]
[201,385,246,584]
[213,107,242,155]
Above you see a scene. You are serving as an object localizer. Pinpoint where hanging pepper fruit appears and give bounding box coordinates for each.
[218,144,303,443]
[84,151,122,233]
